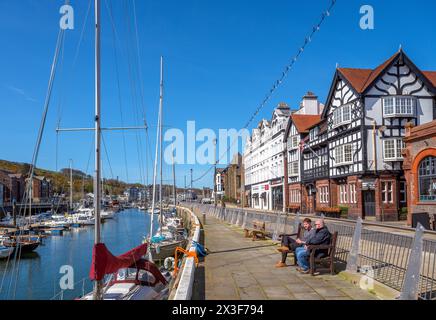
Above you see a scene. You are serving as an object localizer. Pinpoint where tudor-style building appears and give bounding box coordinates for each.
[301,119,330,213]
[319,49,436,221]
[283,92,324,213]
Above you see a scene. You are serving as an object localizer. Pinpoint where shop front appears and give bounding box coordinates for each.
[271,178,284,212]
[251,183,271,210]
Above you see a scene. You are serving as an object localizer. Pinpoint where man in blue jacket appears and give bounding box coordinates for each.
[295,219,331,274]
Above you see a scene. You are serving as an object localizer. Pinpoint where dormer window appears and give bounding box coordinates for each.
[332,104,351,128]
[383,96,415,117]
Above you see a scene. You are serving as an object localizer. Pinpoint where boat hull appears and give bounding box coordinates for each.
[151,239,188,261]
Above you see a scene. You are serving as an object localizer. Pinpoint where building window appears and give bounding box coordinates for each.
[339,185,348,204]
[383,96,415,117]
[289,161,299,177]
[399,181,407,204]
[332,104,352,128]
[419,157,436,202]
[381,181,393,204]
[383,139,405,161]
[290,189,301,203]
[334,144,353,166]
[290,136,299,149]
[349,183,357,204]
[319,186,329,204]
[310,127,319,141]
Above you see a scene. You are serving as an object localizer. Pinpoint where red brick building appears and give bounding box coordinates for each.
[0,170,25,204]
[403,121,436,226]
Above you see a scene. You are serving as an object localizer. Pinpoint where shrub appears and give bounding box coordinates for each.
[338,206,349,218]
[399,207,408,221]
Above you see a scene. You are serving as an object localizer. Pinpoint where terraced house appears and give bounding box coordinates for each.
[243,103,291,211]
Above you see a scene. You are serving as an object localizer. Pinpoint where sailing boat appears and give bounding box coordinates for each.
[146,58,187,261]
[81,0,171,300]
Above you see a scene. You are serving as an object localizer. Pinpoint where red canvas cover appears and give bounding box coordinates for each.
[89,243,148,281]
[135,259,168,285]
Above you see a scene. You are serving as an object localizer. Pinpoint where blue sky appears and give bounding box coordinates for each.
[0,0,435,189]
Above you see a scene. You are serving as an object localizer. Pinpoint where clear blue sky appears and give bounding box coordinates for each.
[0,0,435,189]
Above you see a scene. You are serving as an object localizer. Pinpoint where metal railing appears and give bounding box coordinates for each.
[187,203,436,300]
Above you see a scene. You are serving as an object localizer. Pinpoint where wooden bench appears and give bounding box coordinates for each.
[278,223,303,265]
[244,220,266,241]
[307,231,338,276]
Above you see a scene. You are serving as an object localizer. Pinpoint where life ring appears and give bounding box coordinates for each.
[164,257,175,270]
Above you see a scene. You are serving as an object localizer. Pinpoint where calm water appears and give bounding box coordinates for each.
[0,209,159,300]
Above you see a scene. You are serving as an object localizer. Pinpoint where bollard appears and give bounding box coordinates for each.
[400,223,425,300]
[346,217,363,273]
[202,212,206,225]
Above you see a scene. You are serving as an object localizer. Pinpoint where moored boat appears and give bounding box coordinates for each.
[0,245,14,259]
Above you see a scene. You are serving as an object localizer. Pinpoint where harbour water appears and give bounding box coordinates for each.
[0,209,158,300]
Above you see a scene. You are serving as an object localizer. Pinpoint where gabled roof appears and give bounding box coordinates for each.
[337,51,399,93]
[290,114,322,134]
[337,50,436,94]
[323,49,436,118]
[423,71,436,87]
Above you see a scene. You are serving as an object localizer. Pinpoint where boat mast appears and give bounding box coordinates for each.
[159,56,164,234]
[93,0,102,300]
[172,145,176,207]
[69,159,73,212]
[148,58,164,241]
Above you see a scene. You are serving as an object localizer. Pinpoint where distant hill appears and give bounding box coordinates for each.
[0,159,204,199]
[0,159,128,197]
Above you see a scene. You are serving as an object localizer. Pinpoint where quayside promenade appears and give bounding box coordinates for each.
[191,213,376,300]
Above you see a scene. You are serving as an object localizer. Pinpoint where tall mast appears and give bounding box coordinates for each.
[70,159,73,212]
[159,56,163,234]
[93,0,102,300]
[172,147,176,207]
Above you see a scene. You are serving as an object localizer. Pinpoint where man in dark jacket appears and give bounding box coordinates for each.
[275,218,315,268]
[295,219,331,273]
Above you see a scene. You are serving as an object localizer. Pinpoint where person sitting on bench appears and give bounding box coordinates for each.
[275,218,315,268]
[295,219,331,274]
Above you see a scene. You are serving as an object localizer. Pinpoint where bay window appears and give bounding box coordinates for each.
[332,104,352,127]
[383,96,415,117]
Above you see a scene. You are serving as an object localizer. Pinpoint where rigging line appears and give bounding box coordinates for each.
[56,23,67,172]
[106,0,130,183]
[8,27,67,300]
[72,0,93,68]
[121,0,146,187]
[192,0,337,183]
[132,0,149,128]
[101,132,115,180]
[124,20,148,189]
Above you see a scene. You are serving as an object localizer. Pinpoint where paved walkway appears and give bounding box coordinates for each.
[199,215,376,300]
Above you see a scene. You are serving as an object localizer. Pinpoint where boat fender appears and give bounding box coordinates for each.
[164,257,175,270]
[192,241,208,257]
[156,244,161,254]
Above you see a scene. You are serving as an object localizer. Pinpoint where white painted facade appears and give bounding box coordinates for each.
[243,104,290,210]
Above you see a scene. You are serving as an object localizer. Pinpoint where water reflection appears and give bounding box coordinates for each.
[0,209,156,300]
